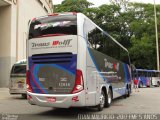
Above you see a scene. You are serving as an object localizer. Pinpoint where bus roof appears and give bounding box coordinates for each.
[15,59,26,65]
[80,13,129,53]
[31,12,128,53]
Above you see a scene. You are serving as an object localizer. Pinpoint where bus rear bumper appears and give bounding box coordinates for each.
[27,91,85,108]
[9,89,26,94]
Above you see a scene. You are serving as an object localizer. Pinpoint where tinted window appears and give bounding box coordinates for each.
[29,15,77,39]
[11,65,26,74]
[84,19,130,64]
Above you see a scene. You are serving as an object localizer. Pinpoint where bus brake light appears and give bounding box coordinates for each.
[71,70,84,94]
[26,70,33,93]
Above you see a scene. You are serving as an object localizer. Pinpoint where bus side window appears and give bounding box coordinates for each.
[83,18,97,49]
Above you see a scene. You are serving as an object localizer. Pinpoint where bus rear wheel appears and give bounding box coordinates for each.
[97,91,105,111]
[139,82,143,88]
[127,85,131,97]
[104,88,112,108]
[157,81,160,87]
[21,94,27,99]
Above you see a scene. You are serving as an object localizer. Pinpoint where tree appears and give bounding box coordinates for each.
[128,3,160,69]
[130,33,156,69]
[53,0,160,69]
[54,0,93,13]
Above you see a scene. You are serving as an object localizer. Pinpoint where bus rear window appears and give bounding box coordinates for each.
[29,15,77,39]
[11,65,26,74]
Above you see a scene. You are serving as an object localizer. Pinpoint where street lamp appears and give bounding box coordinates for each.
[154,0,159,70]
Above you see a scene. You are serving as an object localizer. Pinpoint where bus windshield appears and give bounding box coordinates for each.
[11,65,26,74]
[29,15,77,39]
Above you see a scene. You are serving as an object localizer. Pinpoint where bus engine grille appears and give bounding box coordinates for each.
[31,52,72,64]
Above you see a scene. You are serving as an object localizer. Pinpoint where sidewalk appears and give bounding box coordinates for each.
[0,88,10,100]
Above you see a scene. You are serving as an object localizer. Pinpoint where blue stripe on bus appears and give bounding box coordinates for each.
[123,63,129,84]
[33,64,48,94]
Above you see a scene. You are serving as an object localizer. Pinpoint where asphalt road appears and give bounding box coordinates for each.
[0,87,160,120]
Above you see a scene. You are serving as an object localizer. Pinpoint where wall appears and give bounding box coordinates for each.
[0,0,52,87]
[0,5,12,87]
[16,0,52,61]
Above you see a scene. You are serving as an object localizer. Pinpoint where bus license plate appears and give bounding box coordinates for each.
[46,97,56,102]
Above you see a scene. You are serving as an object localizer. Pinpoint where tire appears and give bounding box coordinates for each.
[104,88,112,108]
[127,85,131,97]
[21,94,27,99]
[139,82,143,88]
[124,88,128,99]
[97,90,105,111]
[157,82,160,87]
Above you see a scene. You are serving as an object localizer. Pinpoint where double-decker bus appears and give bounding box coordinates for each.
[26,13,132,111]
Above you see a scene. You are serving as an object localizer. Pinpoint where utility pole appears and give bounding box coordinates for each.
[154,0,159,70]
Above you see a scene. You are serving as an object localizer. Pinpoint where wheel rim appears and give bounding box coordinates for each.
[108,90,112,104]
[100,93,105,108]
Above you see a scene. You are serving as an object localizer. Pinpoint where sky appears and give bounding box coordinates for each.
[52,0,160,7]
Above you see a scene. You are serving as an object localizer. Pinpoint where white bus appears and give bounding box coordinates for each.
[27,13,132,111]
[9,59,27,98]
[150,70,160,87]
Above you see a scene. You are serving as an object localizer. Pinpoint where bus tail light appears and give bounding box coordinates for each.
[26,70,33,93]
[71,69,84,94]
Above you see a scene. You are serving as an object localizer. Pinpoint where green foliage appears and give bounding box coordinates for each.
[128,3,160,69]
[53,0,160,69]
[54,0,93,12]
[130,34,156,69]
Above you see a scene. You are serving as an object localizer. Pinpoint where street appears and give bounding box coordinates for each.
[0,87,160,120]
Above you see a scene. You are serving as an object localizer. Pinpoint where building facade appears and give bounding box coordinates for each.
[0,0,53,87]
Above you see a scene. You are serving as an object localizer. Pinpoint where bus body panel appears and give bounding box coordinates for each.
[27,91,86,108]
[152,77,160,86]
[9,75,26,94]
[137,77,150,87]
[28,35,77,56]
[28,34,87,107]
[77,14,101,107]
[28,35,78,94]
[9,60,26,95]
[86,48,131,99]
